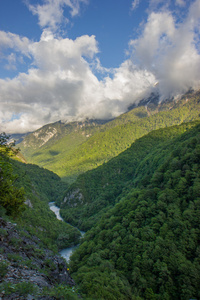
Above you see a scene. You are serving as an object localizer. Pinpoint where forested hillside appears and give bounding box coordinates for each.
[0,134,81,252]
[19,90,200,183]
[60,120,200,230]
[19,119,107,183]
[69,121,200,300]
[0,133,82,298]
[12,161,81,251]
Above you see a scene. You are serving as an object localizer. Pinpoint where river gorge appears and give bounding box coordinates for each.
[49,202,85,262]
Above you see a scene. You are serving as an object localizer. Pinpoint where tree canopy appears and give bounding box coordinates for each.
[69,122,200,299]
[0,133,25,217]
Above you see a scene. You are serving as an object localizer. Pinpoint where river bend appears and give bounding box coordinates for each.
[49,202,84,262]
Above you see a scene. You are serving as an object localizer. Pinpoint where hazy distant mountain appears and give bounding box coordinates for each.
[11,132,31,144]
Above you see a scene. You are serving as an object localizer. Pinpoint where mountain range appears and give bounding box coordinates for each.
[18,89,200,184]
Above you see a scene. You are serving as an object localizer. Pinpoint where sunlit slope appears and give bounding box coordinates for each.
[19,119,107,156]
[20,90,200,183]
[19,119,106,176]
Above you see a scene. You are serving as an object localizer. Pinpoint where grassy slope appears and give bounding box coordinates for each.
[20,91,200,183]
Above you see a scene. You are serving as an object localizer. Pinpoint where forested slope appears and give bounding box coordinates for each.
[0,136,81,252]
[13,161,81,251]
[69,121,200,300]
[20,90,200,183]
[19,119,108,183]
[60,120,200,230]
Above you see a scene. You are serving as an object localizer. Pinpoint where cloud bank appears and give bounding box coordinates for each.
[0,0,200,133]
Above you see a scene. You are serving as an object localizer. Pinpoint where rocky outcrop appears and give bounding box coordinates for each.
[63,189,84,207]
[0,218,75,299]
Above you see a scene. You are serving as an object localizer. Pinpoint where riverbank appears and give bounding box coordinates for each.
[49,202,85,262]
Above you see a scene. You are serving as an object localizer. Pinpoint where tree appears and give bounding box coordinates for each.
[0,132,25,217]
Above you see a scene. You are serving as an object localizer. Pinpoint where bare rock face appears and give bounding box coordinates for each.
[0,218,76,299]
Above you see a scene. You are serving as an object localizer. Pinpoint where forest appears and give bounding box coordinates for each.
[68,121,200,299]
[0,133,81,252]
[60,120,200,231]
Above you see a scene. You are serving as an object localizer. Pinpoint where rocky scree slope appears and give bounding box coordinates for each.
[0,217,76,300]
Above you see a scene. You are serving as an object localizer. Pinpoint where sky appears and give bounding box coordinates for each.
[0,0,200,134]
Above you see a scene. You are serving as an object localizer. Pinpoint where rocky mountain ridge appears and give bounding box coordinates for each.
[19,119,109,151]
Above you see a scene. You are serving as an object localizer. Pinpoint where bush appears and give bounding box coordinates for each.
[0,261,9,278]
[0,282,39,296]
[44,284,80,299]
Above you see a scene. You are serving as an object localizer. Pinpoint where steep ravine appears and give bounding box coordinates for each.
[49,202,85,262]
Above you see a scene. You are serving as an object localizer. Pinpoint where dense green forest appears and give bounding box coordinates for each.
[13,161,81,251]
[19,90,200,183]
[0,134,81,252]
[0,133,25,218]
[60,120,200,231]
[69,121,200,300]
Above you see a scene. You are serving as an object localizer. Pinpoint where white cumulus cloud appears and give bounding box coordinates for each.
[28,0,88,31]
[129,0,200,99]
[0,30,155,133]
[0,0,200,134]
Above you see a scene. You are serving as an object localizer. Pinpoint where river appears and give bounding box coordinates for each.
[49,202,85,262]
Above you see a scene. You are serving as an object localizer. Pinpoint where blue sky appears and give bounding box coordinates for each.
[0,0,145,76]
[0,0,200,133]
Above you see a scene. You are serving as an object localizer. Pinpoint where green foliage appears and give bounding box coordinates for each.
[43,284,80,299]
[0,228,8,237]
[19,119,106,183]
[43,258,57,273]
[69,121,200,299]
[7,253,23,262]
[0,281,39,297]
[12,160,68,204]
[7,152,81,250]
[0,133,26,217]
[0,132,19,156]
[0,261,9,278]
[9,236,22,248]
[61,121,200,230]
[0,132,81,251]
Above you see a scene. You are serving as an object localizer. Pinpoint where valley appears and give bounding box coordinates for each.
[1,0,200,297]
[49,201,85,262]
[1,90,200,299]
[68,120,200,299]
